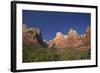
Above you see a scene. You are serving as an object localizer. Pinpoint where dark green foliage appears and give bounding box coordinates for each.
[79,49,91,59]
[23,44,91,62]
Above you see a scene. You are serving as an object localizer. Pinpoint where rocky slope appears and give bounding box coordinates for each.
[23,24,90,49]
[78,26,91,50]
[22,24,48,48]
[66,28,82,47]
[48,32,67,48]
[48,26,91,49]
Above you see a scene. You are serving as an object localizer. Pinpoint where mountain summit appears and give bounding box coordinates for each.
[23,24,48,48]
[23,24,90,49]
[49,32,67,48]
[48,27,90,49]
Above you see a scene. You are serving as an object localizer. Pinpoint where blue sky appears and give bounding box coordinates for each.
[23,10,91,41]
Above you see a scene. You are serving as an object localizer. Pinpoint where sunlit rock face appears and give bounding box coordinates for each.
[23,24,91,50]
[86,26,91,42]
[48,32,67,48]
[48,26,91,49]
[78,26,91,50]
[81,26,91,44]
[48,29,82,48]
[66,28,82,48]
[22,24,48,48]
[53,32,67,48]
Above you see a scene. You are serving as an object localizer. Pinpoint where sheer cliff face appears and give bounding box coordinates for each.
[48,29,81,48]
[23,24,40,45]
[48,26,90,49]
[86,26,91,42]
[51,32,67,48]
[81,26,91,43]
[67,28,82,47]
[22,24,48,48]
[48,29,82,48]
[23,24,90,49]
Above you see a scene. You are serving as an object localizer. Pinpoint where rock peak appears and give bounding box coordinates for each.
[23,24,48,48]
[86,25,90,33]
[54,32,64,40]
[56,32,63,37]
[68,28,77,35]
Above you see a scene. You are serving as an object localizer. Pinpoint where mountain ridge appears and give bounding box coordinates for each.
[23,24,90,50]
[22,24,48,48]
[48,26,90,49]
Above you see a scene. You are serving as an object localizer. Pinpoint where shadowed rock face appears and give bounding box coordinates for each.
[23,24,90,49]
[22,24,48,48]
